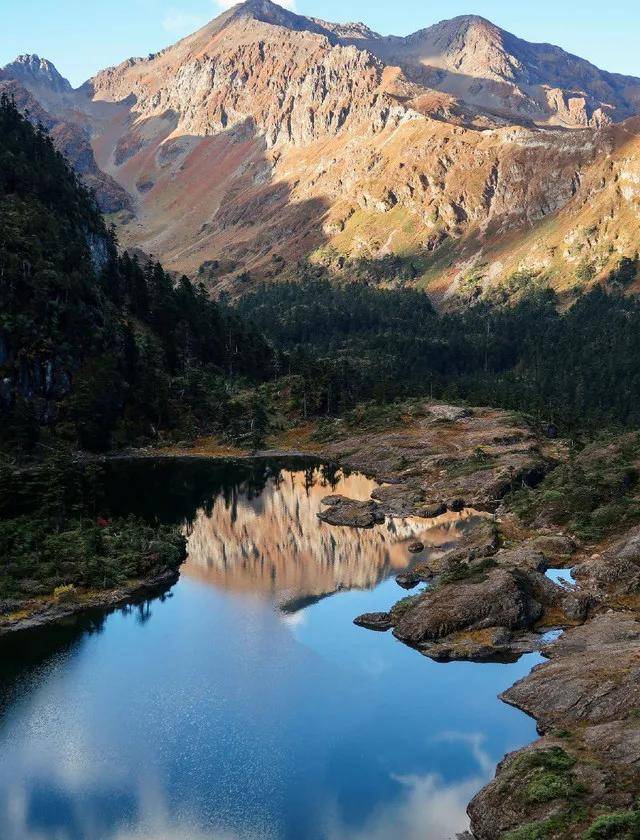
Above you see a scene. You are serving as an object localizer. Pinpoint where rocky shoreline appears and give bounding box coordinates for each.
[305,403,640,837]
[0,568,182,640]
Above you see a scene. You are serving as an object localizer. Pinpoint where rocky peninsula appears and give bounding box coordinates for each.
[293,402,640,838]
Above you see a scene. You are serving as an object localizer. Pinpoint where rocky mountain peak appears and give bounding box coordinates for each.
[226,0,331,36]
[309,18,381,41]
[402,14,520,82]
[1,54,72,93]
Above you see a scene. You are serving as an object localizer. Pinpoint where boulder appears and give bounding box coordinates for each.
[428,404,473,422]
[318,496,384,528]
[393,569,544,647]
[353,612,393,631]
[407,541,424,554]
[395,572,422,590]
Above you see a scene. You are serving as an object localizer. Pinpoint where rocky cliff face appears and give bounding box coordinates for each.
[0,67,131,214]
[3,0,640,297]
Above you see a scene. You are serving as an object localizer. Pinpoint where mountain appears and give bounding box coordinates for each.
[1,54,72,96]
[2,0,640,299]
[345,15,640,128]
[0,59,131,213]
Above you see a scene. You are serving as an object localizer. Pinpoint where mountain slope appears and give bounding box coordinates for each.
[348,15,640,128]
[2,0,640,299]
[0,95,273,452]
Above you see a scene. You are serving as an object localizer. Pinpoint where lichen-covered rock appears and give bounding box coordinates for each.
[317,496,384,528]
[392,569,544,647]
[573,525,640,592]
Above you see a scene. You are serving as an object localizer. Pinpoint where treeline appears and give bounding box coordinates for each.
[237,279,640,430]
[0,94,274,453]
[4,90,640,458]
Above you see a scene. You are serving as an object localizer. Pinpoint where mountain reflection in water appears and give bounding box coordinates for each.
[0,458,538,840]
[181,466,481,609]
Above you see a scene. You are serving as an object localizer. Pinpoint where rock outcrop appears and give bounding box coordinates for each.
[469,614,640,837]
[317,495,385,528]
[392,569,545,645]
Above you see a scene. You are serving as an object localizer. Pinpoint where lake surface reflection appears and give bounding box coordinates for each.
[0,460,538,840]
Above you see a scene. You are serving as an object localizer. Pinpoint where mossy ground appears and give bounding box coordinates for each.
[508,433,640,542]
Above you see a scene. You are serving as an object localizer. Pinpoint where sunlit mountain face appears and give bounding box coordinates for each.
[180,466,482,610]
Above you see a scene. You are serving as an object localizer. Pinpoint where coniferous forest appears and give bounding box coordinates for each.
[0,94,274,456]
[237,278,640,431]
[3,92,640,463]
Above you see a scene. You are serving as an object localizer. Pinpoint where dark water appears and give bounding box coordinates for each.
[0,460,539,840]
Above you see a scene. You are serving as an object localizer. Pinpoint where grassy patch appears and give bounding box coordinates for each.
[446,449,497,479]
[584,808,640,839]
[504,818,558,840]
[438,557,497,587]
[508,433,640,541]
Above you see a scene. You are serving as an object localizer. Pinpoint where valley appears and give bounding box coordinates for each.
[3,2,640,838]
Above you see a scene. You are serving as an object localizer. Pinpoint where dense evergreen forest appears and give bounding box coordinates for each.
[0,94,273,455]
[3,91,640,462]
[237,279,640,430]
[3,90,640,606]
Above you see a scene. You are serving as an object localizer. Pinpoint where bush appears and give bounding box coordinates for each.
[584,810,640,839]
[53,584,77,603]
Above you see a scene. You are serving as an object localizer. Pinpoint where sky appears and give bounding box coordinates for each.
[2,0,639,87]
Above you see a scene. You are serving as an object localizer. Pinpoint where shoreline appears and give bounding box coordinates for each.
[0,569,181,641]
[4,401,639,836]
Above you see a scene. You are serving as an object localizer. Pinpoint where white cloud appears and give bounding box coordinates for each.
[323,732,495,840]
[214,0,297,10]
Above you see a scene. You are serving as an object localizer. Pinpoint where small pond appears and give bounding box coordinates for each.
[0,459,540,840]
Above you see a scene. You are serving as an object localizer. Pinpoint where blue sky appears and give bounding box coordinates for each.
[2,0,639,87]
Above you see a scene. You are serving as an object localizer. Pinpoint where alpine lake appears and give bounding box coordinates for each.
[0,458,540,840]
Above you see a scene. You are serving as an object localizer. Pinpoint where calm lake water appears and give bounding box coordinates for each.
[0,460,539,840]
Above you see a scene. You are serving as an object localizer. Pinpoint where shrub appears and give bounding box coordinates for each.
[53,584,77,603]
[584,810,640,839]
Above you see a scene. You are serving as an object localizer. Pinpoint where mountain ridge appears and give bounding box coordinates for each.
[2,0,639,300]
